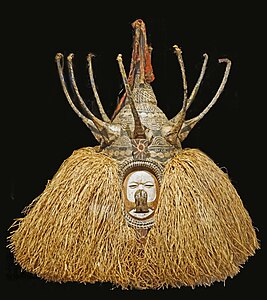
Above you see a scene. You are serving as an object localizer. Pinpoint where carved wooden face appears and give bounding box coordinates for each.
[122,169,159,222]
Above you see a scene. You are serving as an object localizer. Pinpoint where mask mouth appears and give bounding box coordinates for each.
[129,208,154,219]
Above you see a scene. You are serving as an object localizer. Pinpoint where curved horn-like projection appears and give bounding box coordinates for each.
[163,51,231,147]
[186,53,209,110]
[67,54,97,120]
[55,53,120,146]
[170,51,209,125]
[178,58,232,142]
[161,45,188,147]
[87,53,111,123]
[173,45,188,105]
[55,53,102,142]
[117,54,146,139]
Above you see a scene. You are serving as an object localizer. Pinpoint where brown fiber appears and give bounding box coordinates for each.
[8,147,259,289]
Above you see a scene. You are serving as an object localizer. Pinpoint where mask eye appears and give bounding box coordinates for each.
[144,182,154,188]
[129,183,138,189]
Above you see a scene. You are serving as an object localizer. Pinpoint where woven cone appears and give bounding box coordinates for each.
[8,146,259,289]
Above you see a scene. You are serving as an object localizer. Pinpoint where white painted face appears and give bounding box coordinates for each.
[126,170,156,202]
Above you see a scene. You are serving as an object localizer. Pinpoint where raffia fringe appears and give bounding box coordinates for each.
[8,147,259,289]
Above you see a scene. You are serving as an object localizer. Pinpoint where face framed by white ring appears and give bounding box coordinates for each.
[122,168,159,220]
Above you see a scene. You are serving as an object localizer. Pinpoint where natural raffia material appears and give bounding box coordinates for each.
[8,147,258,289]
[8,19,259,289]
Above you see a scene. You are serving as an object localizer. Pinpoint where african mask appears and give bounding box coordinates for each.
[8,19,259,290]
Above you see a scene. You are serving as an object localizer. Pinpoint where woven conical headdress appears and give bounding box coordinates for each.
[8,19,259,290]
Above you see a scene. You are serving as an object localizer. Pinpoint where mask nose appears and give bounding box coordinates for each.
[134,189,149,213]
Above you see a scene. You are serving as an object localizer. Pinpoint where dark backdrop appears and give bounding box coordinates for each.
[3,4,265,299]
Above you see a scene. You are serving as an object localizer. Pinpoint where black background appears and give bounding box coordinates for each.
[3,3,265,299]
